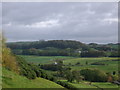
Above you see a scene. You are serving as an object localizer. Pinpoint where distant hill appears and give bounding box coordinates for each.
[6,40,89,50]
[6,40,119,57]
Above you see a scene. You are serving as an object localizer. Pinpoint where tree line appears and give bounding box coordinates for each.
[7,40,119,57]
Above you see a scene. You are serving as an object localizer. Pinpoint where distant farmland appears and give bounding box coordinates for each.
[20,55,119,73]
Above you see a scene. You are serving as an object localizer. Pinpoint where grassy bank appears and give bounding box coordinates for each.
[2,67,64,88]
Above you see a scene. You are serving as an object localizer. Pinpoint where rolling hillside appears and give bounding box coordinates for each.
[2,67,64,88]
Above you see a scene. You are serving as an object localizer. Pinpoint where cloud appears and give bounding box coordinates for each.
[102,18,118,24]
[25,19,60,28]
[5,22,12,26]
[2,2,118,44]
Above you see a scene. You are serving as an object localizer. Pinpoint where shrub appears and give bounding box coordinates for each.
[91,62,106,65]
[16,56,57,82]
[75,62,80,65]
[49,77,57,82]
[112,75,119,81]
[16,56,37,79]
[57,81,77,90]
[40,64,62,71]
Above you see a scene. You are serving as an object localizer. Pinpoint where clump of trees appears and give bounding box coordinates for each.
[40,64,62,71]
[64,70,83,83]
[57,67,83,83]
[80,68,107,82]
[81,50,106,57]
[16,56,57,82]
[40,60,63,71]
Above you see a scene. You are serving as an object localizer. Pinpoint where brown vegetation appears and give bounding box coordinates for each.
[2,36,19,73]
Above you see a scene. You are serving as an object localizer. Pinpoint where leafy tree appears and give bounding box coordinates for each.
[72,70,83,83]
[64,70,74,82]
[86,61,88,65]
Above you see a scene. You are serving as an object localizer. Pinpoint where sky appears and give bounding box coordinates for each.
[1,2,118,44]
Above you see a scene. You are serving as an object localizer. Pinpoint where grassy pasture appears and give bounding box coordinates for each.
[20,55,119,73]
[19,55,74,64]
[63,57,119,65]
[63,57,119,73]
[60,80,118,88]
[17,55,119,88]
[91,82,119,88]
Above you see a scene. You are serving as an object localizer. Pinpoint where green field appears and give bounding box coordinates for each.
[2,67,64,88]
[19,55,75,64]
[61,80,118,88]
[20,55,119,73]
[91,82,118,88]
[63,57,119,73]
[18,55,119,88]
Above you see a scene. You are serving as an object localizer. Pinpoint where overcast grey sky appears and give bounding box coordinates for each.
[2,2,118,43]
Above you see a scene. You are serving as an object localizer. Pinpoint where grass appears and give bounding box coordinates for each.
[63,57,119,65]
[2,67,64,88]
[92,82,118,88]
[19,55,119,73]
[3,55,119,89]
[63,57,119,73]
[60,80,118,88]
[19,55,74,64]
[68,81,96,88]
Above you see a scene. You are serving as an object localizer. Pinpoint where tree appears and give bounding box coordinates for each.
[72,70,83,83]
[65,70,74,82]
[86,61,88,65]
[113,71,116,75]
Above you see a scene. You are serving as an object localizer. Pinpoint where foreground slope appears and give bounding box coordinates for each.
[2,68,64,88]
